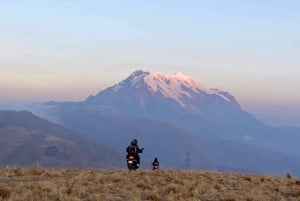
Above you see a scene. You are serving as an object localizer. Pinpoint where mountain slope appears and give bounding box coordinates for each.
[0,110,123,168]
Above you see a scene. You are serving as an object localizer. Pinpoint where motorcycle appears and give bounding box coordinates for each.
[127,154,139,171]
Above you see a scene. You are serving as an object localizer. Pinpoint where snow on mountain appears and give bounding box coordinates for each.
[110,69,231,106]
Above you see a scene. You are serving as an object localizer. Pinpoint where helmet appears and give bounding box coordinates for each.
[131,139,138,145]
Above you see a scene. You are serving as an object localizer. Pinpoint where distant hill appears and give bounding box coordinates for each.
[0,110,123,168]
[43,70,300,175]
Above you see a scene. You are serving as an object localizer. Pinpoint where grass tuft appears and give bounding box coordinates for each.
[0,187,10,199]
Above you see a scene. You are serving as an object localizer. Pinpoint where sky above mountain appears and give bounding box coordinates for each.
[0,1,299,126]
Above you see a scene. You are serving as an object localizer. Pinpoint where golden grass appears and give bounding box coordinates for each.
[0,167,299,201]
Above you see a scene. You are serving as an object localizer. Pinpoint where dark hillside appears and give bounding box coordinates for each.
[0,110,123,168]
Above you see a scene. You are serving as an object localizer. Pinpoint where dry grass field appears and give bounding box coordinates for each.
[0,167,299,201]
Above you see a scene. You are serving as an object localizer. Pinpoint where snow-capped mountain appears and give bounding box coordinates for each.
[86,69,241,115]
[42,69,300,175]
[83,69,266,141]
[112,70,231,106]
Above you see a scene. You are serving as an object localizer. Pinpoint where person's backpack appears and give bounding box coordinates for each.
[128,145,137,155]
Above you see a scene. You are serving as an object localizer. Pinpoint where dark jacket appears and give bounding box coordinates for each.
[126,144,143,156]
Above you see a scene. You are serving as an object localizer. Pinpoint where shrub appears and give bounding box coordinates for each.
[165,184,181,194]
[145,192,161,201]
[0,187,10,199]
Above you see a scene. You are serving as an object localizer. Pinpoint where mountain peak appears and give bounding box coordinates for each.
[174,72,188,78]
[107,70,233,107]
[129,69,150,78]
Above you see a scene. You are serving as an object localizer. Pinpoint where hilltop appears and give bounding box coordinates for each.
[0,168,299,201]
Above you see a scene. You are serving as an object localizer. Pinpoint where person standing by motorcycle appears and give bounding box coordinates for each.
[126,139,144,167]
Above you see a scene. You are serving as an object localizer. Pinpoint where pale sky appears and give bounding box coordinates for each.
[0,0,299,126]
